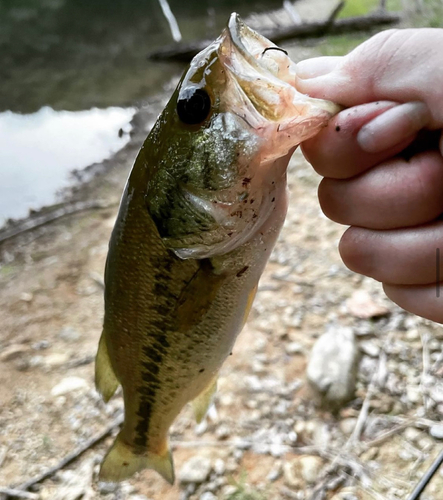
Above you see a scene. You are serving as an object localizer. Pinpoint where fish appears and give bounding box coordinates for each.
[95,13,339,484]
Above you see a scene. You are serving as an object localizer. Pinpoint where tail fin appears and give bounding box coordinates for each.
[99,432,175,484]
[95,331,119,402]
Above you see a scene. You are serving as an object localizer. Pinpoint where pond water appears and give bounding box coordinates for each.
[0,0,283,225]
[0,107,135,224]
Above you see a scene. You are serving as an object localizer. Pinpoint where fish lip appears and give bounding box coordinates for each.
[223,12,271,78]
[226,13,257,68]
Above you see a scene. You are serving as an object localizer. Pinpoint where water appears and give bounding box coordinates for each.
[0,0,284,225]
[0,107,135,224]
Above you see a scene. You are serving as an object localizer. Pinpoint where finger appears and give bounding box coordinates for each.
[339,222,443,285]
[318,151,443,229]
[383,283,443,324]
[357,101,430,153]
[296,29,443,129]
[301,101,417,179]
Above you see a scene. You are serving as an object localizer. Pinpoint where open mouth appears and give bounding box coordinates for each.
[217,13,340,128]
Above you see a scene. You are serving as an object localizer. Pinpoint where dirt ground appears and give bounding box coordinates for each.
[2,26,443,500]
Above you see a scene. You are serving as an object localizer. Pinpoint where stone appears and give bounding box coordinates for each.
[215,424,231,440]
[53,458,94,500]
[299,456,322,484]
[283,459,302,488]
[285,342,304,355]
[179,456,212,484]
[339,418,357,436]
[0,344,29,361]
[44,353,70,368]
[430,424,443,440]
[404,427,422,442]
[221,485,237,497]
[19,292,33,302]
[406,386,422,404]
[58,326,81,342]
[359,340,380,358]
[306,327,359,409]
[199,493,217,500]
[51,377,89,396]
[213,458,225,475]
[346,289,390,319]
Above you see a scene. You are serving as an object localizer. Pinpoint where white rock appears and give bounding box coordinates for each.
[359,340,380,358]
[58,326,81,342]
[215,424,230,440]
[306,327,359,408]
[339,418,357,435]
[179,456,212,484]
[406,386,422,404]
[199,493,217,500]
[430,424,443,439]
[51,377,89,396]
[300,456,322,484]
[213,458,226,475]
[285,342,304,355]
[44,353,69,368]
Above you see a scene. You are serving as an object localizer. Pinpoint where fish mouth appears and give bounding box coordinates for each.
[218,13,340,136]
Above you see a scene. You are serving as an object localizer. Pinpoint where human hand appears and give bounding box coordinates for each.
[297,29,443,323]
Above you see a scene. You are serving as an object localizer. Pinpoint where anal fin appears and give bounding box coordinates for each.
[192,376,217,424]
[99,431,175,484]
[95,331,119,402]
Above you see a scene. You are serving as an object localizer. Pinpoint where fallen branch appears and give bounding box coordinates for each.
[0,200,116,245]
[147,8,400,61]
[0,489,38,500]
[7,414,123,497]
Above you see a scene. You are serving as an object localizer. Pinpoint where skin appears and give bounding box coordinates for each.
[295,28,443,324]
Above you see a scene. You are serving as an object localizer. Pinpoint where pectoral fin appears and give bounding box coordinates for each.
[192,376,218,424]
[95,331,119,402]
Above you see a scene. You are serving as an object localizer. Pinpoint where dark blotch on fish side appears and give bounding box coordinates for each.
[236,266,249,278]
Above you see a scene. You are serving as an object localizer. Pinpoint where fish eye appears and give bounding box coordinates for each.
[177,88,211,125]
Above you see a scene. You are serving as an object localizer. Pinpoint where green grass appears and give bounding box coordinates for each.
[225,473,268,500]
[317,32,369,56]
[339,0,402,18]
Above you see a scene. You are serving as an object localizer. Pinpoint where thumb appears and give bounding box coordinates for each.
[296,28,443,128]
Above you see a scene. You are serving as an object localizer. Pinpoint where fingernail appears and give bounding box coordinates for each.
[357,101,431,153]
[296,56,341,79]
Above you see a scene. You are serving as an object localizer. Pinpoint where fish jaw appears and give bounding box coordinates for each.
[218,13,341,162]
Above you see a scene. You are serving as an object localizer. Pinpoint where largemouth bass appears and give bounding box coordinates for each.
[96,13,339,484]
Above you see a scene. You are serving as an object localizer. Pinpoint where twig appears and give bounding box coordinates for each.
[158,0,182,42]
[282,0,302,25]
[362,423,410,450]
[10,414,123,495]
[348,370,378,447]
[0,489,38,500]
[0,201,116,245]
[327,0,346,24]
[420,330,431,414]
[148,10,401,61]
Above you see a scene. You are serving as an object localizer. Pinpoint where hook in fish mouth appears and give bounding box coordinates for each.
[261,47,288,56]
